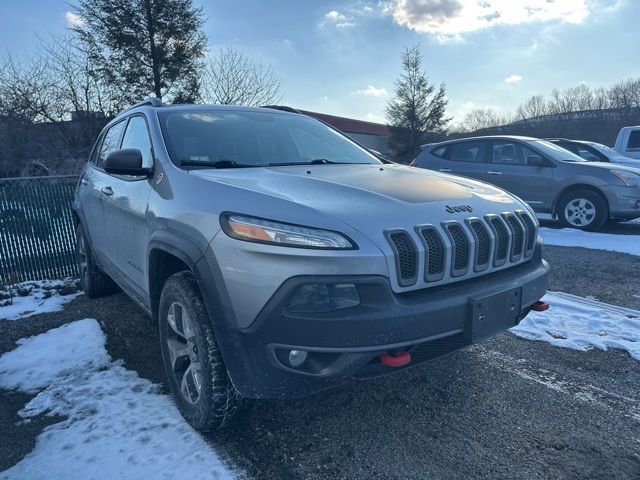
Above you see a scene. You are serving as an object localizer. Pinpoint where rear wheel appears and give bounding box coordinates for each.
[158,271,242,431]
[75,225,117,297]
[557,190,608,231]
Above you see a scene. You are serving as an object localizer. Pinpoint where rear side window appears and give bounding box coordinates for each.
[628,131,640,151]
[448,141,485,163]
[97,121,126,167]
[121,116,154,168]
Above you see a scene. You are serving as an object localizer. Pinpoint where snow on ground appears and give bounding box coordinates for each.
[0,280,80,321]
[0,319,233,480]
[512,292,640,361]
[540,227,640,256]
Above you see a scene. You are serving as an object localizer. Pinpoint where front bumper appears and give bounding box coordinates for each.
[606,185,640,219]
[200,245,549,399]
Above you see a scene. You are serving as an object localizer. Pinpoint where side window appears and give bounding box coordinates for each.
[431,145,447,158]
[448,141,485,163]
[121,116,154,168]
[97,121,126,167]
[88,133,104,166]
[521,145,544,164]
[575,148,600,162]
[627,131,640,151]
[491,141,525,165]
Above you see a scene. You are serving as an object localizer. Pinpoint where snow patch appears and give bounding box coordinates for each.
[0,280,80,321]
[0,319,234,480]
[512,292,640,361]
[540,227,640,256]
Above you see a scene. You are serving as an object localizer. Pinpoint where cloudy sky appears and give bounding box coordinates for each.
[1,0,638,123]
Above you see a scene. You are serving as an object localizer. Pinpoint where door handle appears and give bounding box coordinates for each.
[101,186,114,196]
[80,178,88,185]
[439,168,452,172]
[488,171,502,175]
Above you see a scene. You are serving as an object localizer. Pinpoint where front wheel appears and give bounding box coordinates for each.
[158,271,242,431]
[557,190,608,231]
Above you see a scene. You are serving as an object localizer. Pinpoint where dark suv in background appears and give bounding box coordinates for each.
[411,135,640,230]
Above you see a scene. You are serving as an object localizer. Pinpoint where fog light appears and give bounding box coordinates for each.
[288,349,308,367]
[287,283,360,313]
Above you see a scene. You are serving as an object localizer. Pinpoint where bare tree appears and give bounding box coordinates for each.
[460,108,501,132]
[0,35,115,176]
[200,47,282,106]
[516,95,549,121]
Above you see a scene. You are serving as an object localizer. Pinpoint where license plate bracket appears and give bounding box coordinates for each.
[467,287,522,343]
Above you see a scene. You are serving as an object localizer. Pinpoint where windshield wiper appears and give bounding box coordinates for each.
[267,159,372,167]
[180,159,254,168]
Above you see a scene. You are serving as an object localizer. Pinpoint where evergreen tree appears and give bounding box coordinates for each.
[72,0,207,104]
[386,45,449,162]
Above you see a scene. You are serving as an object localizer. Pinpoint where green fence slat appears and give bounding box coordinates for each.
[0,175,79,283]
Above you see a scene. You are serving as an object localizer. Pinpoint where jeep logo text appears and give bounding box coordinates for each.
[445,204,473,213]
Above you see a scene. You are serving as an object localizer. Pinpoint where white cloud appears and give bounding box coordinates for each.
[323,10,357,28]
[504,74,523,84]
[390,0,591,39]
[356,85,389,97]
[64,11,85,28]
[325,10,347,22]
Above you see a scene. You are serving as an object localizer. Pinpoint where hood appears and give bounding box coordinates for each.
[573,161,640,175]
[190,163,522,236]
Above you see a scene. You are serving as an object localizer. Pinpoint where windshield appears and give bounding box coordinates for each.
[158,109,381,168]
[587,142,619,155]
[526,140,587,162]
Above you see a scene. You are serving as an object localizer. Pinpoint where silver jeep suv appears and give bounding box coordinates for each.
[73,100,549,431]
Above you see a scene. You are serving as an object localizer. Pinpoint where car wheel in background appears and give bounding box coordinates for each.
[557,190,608,231]
[75,225,117,297]
[158,271,242,432]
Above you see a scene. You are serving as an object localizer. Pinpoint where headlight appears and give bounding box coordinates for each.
[611,170,640,187]
[220,213,356,249]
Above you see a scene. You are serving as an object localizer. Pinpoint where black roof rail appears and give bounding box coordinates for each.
[123,97,163,113]
[260,105,302,114]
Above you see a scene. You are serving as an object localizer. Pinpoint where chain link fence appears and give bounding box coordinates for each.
[0,175,78,284]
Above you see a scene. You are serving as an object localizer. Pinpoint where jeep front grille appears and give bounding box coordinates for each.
[418,226,445,281]
[386,231,418,286]
[385,209,537,290]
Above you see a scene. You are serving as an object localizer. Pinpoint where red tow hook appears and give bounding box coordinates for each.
[379,350,411,368]
[532,300,550,312]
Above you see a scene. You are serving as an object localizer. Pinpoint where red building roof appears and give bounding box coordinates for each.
[301,110,391,136]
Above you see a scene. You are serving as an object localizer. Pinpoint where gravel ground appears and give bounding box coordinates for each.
[1,234,639,479]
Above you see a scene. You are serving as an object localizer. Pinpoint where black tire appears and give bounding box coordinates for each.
[557,190,608,231]
[75,225,117,298]
[158,271,242,432]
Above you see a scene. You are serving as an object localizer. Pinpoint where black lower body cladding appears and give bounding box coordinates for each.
[195,244,550,399]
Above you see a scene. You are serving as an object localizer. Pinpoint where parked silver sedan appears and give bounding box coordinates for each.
[411,135,640,230]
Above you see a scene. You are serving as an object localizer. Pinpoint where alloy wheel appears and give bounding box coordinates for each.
[166,302,203,405]
[564,198,596,227]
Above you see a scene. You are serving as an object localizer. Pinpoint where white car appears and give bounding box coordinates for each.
[547,138,640,168]
[614,126,640,160]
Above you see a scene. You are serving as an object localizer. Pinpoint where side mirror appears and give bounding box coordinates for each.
[103,149,151,176]
[527,155,545,167]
